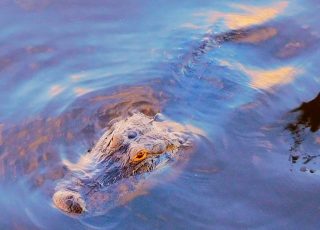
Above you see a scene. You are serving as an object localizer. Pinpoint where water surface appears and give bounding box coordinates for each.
[1,0,320,229]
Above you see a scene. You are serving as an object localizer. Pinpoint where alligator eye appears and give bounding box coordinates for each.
[132,150,148,163]
[127,131,137,139]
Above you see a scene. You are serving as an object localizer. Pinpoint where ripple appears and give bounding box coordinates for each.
[2,0,320,229]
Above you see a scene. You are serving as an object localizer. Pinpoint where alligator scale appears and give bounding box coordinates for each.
[53,113,202,215]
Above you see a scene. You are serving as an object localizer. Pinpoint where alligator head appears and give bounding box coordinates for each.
[52,113,202,215]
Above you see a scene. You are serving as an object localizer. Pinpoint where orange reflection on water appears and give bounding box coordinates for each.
[74,87,91,96]
[226,2,288,29]
[28,135,49,151]
[49,85,64,97]
[181,23,204,30]
[199,1,288,30]
[219,60,300,90]
[70,72,88,82]
[235,27,278,44]
[277,41,306,58]
[242,65,299,90]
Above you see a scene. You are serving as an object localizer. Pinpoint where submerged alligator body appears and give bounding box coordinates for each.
[50,18,318,217]
[0,16,316,219]
[53,113,202,215]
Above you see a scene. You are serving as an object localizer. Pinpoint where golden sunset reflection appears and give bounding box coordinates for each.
[74,87,92,96]
[242,65,299,90]
[235,27,278,44]
[225,2,288,29]
[49,85,64,97]
[194,1,288,30]
[219,60,300,90]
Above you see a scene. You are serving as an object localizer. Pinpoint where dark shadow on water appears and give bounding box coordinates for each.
[287,92,320,133]
[285,92,320,173]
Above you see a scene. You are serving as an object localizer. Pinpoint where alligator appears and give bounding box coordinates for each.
[0,17,316,219]
[52,112,203,215]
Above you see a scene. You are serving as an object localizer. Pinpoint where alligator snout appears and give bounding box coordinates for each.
[53,190,86,215]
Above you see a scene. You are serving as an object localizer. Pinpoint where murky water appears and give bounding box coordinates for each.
[1,0,320,229]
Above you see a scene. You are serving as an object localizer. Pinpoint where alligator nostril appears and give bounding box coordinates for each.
[52,190,86,215]
[127,131,137,139]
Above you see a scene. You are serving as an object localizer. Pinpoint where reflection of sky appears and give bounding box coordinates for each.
[0,0,183,121]
[0,0,316,122]
[1,0,320,229]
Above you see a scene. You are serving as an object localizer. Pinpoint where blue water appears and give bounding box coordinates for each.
[1,0,320,229]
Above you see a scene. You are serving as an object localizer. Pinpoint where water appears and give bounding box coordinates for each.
[1,0,320,229]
